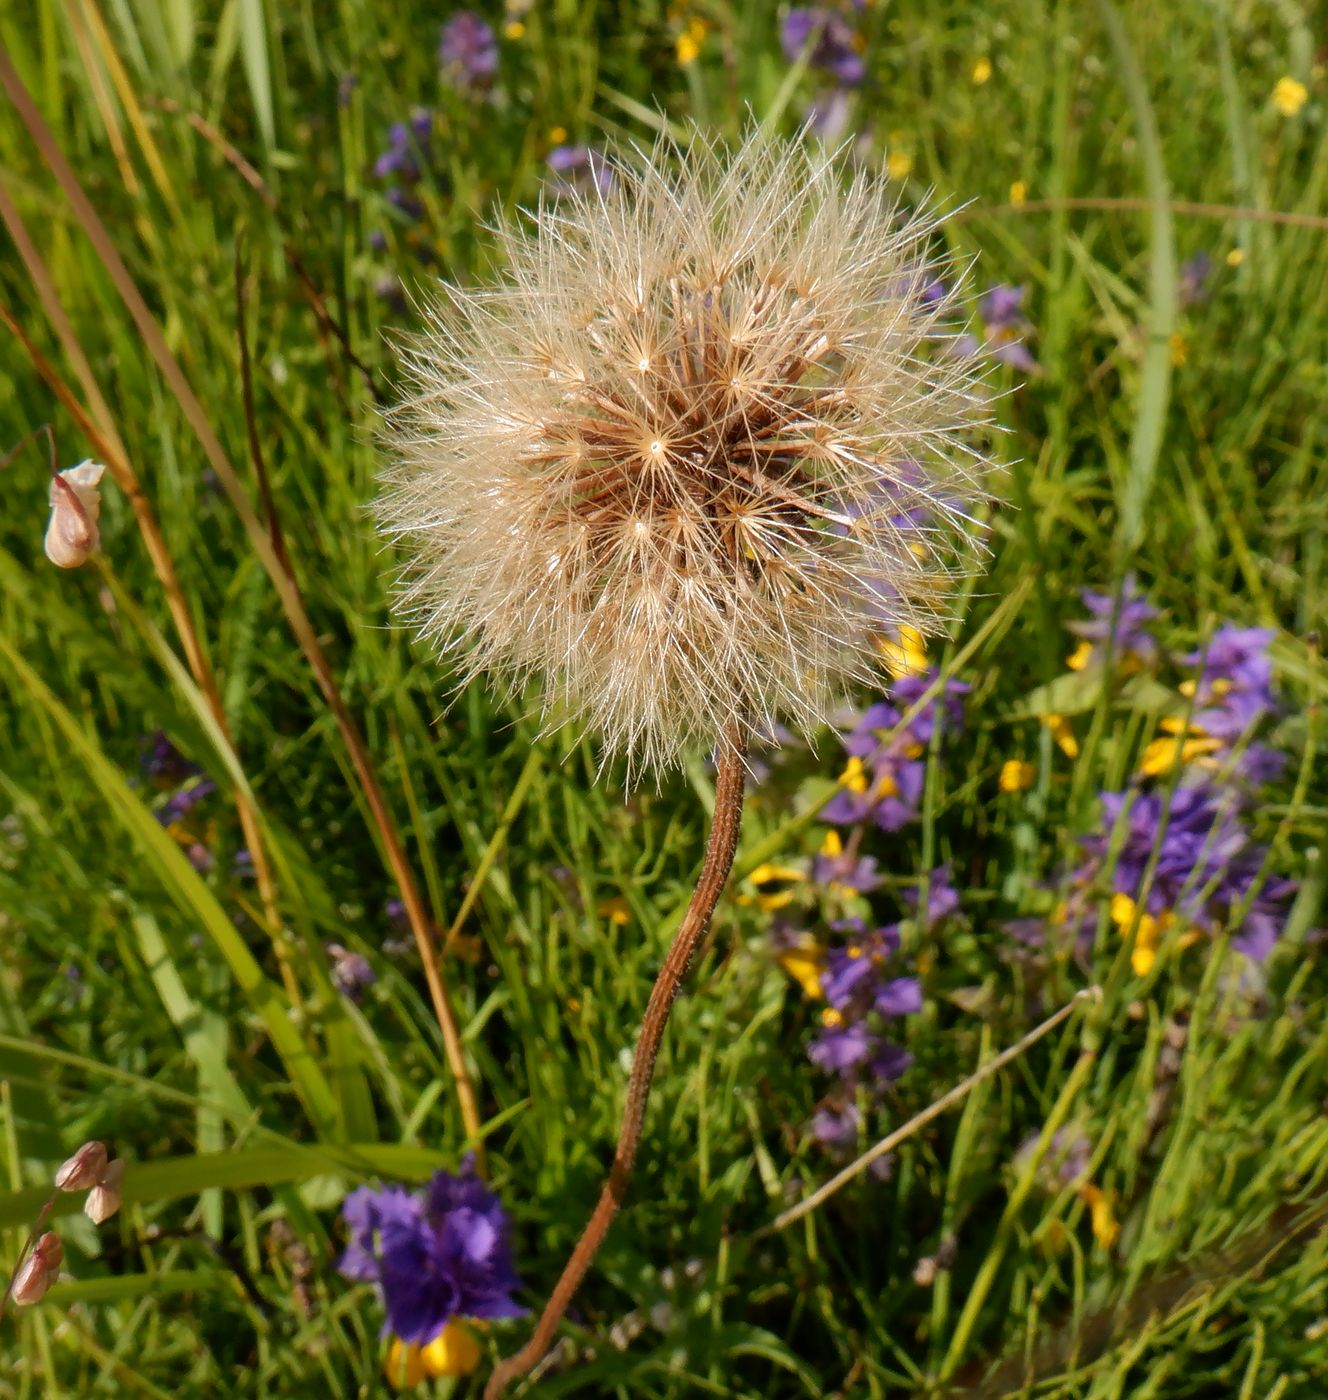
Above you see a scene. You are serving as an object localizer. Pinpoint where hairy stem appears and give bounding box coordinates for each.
[484,729,748,1399]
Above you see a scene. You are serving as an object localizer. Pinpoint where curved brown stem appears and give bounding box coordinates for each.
[484,729,748,1399]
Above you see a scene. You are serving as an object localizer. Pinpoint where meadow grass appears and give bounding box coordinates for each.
[1,1,1327,1395]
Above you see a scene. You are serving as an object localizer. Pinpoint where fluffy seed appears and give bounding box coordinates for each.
[380,128,997,776]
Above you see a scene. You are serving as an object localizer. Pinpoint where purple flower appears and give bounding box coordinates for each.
[781,8,866,86]
[1182,625,1278,741]
[141,731,199,785]
[891,671,970,748]
[339,1162,525,1344]
[868,1042,913,1083]
[156,779,216,826]
[811,844,882,893]
[873,976,922,1018]
[1179,252,1212,308]
[811,1101,860,1147]
[973,284,1039,373]
[1067,574,1158,670]
[439,12,499,90]
[374,115,432,182]
[809,1019,873,1071]
[547,145,614,198]
[327,943,377,1001]
[903,866,960,927]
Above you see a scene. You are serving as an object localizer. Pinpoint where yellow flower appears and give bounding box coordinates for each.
[821,1007,844,1028]
[597,895,631,926]
[878,624,928,678]
[386,1339,426,1389]
[1066,638,1094,672]
[971,56,992,85]
[1225,247,1245,268]
[1079,1183,1120,1249]
[1042,713,1079,759]
[1272,76,1309,116]
[1169,332,1188,367]
[1138,732,1221,778]
[744,861,805,911]
[676,16,708,65]
[839,756,869,794]
[421,1320,484,1378]
[1110,894,1166,975]
[887,148,913,181]
[749,863,805,884]
[778,941,825,999]
[999,759,1035,793]
[1009,179,1028,207]
[549,126,568,144]
[504,19,526,39]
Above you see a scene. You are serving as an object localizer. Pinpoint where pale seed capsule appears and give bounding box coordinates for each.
[11,1252,50,1307]
[54,1140,109,1192]
[84,1157,126,1224]
[44,460,105,569]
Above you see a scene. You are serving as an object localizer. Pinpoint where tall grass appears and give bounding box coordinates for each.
[1,1,1326,1395]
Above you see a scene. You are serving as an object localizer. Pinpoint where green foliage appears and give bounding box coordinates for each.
[1,0,1326,1396]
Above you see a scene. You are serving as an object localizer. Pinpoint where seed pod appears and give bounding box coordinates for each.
[44,461,105,569]
[84,1157,126,1225]
[54,1140,109,1192]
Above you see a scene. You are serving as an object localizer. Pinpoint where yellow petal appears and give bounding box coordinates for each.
[421,1320,484,1378]
[1066,639,1093,672]
[385,1340,426,1389]
[1080,1184,1120,1248]
[999,759,1035,793]
[777,948,825,1000]
[1042,714,1079,759]
[971,56,992,84]
[1272,76,1308,116]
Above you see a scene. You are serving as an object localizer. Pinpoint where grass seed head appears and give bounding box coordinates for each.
[380,128,997,777]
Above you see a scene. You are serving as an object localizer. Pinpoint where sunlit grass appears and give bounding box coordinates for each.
[1,0,1326,1395]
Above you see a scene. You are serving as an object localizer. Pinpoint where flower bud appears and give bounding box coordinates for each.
[54,1140,109,1192]
[10,1251,51,1306]
[34,1231,64,1276]
[84,1157,125,1224]
[44,461,105,569]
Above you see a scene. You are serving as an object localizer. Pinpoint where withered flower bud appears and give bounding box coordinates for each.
[84,1157,126,1224]
[44,460,105,569]
[54,1140,109,1192]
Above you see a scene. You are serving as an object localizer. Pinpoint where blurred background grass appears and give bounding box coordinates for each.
[1,0,1327,1395]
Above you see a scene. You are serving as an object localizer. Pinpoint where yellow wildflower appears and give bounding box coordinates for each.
[1138,732,1221,778]
[1272,76,1309,116]
[1225,248,1245,268]
[1042,713,1079,759]
[971,56,992,85]
[778,941,826,999]
[887,148,913,181]
[1079,1183,1120,1248]
[549,126,568,144]
[878,624,928,677]
[1066,639,1094,671]
[999,759,1035,793]
[839,756,869,794]
[386,1339,426,1388]
[420,1320,484,1378]
[676,16,708,64]
[504,19,526,38]
[1009,179,1028,207]
[597,895,631,926]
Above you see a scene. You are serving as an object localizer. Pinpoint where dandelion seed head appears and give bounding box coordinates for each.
[380,128,999,776]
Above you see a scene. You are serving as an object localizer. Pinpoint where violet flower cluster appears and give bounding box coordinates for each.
[1018,586,1294,975]
[821,668,970,832]
[340,1161,525,1346]
[780,5,868,140]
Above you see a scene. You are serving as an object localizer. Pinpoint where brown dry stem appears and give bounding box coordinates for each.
[484,727,748,1399]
